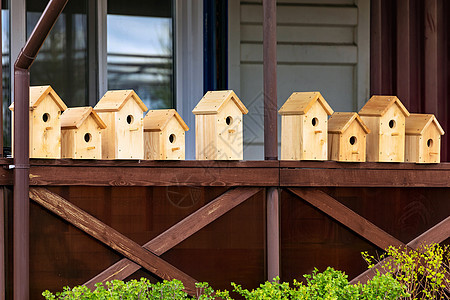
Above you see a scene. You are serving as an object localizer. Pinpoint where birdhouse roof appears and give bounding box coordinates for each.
[358,95,410,117]
[61,107,107,130]
[192,90,248,115]
[144,109,189,132]
[278,92,334,115]
[405,114,444,136]
[328,112,370,134]
[9,85,67,111]
[94,90,148,112]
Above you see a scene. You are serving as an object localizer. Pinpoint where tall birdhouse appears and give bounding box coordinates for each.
[94,90,148,159]
[192,90,248,160]
[279,92,334,160]
[9,85,67,158]
[405,114,445,163]
[143,109,189,160]
[359,96,410,162]
[61,107,107,159]
[328,112,370,162]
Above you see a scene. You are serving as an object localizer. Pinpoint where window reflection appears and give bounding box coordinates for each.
[107,0,173,109]
[26,0,88,107]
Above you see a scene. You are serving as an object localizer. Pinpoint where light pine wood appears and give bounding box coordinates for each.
[115,99,144,159]
[96,112,116,159]
[328,112,369,162]
[280,94,332,161]
[378,104,406,162]
[405,114,444,163]
[143,109,188,160]
[61,108,105,159]
[194,90,248,160]
[216,100,244,160]
[195,114,217,160]
[359,95,410,162]
[94,90,147,159]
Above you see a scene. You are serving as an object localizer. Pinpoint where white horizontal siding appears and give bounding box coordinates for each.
[241,44,357,64]
[241,4,358,25]
[241,24,354,44]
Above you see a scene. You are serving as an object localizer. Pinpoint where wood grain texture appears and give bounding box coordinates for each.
[28,166,278,186]
[29,187,198,295]
[281,168,450,187]
[289,188,404,250]
[84,187,261,289]
[351,215,450,284]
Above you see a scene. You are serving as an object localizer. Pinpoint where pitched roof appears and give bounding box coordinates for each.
[61,107,107,130]
[192,90,248,115]
[405,114,445,136]
[94,90,148,112]
[328,112,370,134]
[144,109,189,132]
[278,92,334,115]
[358,95,410,117]
[9,85,67,111]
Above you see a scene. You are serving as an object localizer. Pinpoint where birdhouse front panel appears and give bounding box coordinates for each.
[216,100,244,160]
[301,100,328,160]
[115,99,144,159]
[328,121,366,162]
[62,116,102,159]
[30,95,62,158]
[378,104,406,162]
[406,126,441,163]
[162,117,186,160]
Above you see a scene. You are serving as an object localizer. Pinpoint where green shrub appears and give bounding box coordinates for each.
[363,243,450,299]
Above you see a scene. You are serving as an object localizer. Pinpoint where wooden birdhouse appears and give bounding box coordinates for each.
[9,85,67,158]
[61,107,107,159]
[94,90,148,159]
[405,114,445,163]
[192,90,248,160]
[359,95,410,162]
[328,112,370,162]
[279,92,334,160]
[143,109,189,160]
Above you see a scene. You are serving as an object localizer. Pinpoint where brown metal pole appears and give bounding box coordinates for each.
[0,0,3,158]
[263,0,277,160]
[13,0,68,299]
[266,187,280,281]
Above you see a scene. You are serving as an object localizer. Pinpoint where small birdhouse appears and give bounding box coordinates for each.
[192,90,248,160]
[359,96,410,162]
[405,114,445,163]
[9,85,67,158]
[61,107,107,159]
[94,90,148,159]
[279,92,334,160]
[143,109,189,160]
[328,112,370,162]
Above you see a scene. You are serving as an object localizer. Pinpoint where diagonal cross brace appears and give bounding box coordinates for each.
[83,187,261,289]
[288,188,405,250]
[29,187,200,295]
[350,216,450,284]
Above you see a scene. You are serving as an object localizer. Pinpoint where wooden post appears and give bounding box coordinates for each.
[266,187,280,281]
[263,0,277,161]
[424,0,439,115]
[396,0,411,108]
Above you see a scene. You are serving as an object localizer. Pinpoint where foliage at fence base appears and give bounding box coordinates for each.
[42,268,408,300]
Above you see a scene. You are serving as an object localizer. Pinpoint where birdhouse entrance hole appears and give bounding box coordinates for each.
[126,115,134,124]
[42,113,50,123]
[427,139,433,148]
[169,134,176,143]
[226,116,233,125]
[389,119,396,128]
[312,117,319,127]
[84,133,92,143]
[349,136,357,145]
